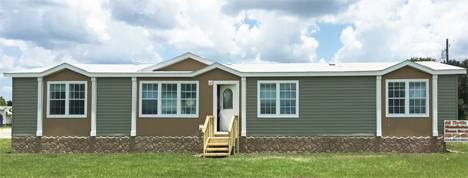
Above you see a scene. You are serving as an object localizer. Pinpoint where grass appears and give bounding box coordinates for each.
[0,139,467,178]
[0,125,11,129]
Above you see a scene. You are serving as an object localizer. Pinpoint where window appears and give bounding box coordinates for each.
[47,81,87,118]
[223,88,233,109]
[181,83,197,114]
[140,81,198,118]
[386,79,429,117]
[161,84,177,114]
[258,81,299,118]
[142,83,158,114]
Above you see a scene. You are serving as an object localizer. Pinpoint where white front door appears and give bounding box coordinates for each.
[219,84,236,131]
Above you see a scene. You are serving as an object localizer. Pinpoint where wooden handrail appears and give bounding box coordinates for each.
[202,115,212,134]
[227,115,239,156]
[202,115,214,157]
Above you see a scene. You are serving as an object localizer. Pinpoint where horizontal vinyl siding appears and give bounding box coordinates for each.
[96,78,132,136]
[12,78,37,136]
[246,77,376,136]
[438,75,458,136]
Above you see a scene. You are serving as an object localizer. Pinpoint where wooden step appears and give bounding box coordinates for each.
[206,147,229,152]
[204,152,230,157]
[207,142,228,146]
[209,137,228,142]
[215,132,228,137]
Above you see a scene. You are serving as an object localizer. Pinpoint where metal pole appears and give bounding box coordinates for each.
[446,38,449,63]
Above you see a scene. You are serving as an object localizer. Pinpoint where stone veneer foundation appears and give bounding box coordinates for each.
[11,136,444,153]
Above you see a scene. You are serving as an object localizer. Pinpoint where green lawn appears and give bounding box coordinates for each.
[0,125,11,129]
[1,139,467,178]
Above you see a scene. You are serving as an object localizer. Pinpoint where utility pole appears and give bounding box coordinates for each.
[446,38,449,63]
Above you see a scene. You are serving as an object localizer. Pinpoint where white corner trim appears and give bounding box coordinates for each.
[376,76,382,137]
[91,78,97,136]
[432,75,438,136]
[131,77,137,136]
[241,77,247,136]
[36,77,43,136]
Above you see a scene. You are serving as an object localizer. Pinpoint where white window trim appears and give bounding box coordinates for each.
[47,81,88,118]
[385,79,429,117]
[257,80,299,118]
[139,81,199,118]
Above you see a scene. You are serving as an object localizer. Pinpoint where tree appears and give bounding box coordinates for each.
[0,96,7,106]
[458,99,467,120]
[408,57,436,62]
[442,59,468,120]
[409,57,468,120]
[7,100,12,106]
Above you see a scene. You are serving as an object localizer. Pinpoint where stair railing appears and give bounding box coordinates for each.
[227,115,239,155]
[202,115,214,157]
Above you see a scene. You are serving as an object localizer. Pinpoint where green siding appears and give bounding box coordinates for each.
[246,77,376,136]
[438,75,458,136]
[12,78,37,136]
[96,78,132,136]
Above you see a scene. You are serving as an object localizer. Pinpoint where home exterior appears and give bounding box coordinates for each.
[0,106,13,126]
[4,52,465,153]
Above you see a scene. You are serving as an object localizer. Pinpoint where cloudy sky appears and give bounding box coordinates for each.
[1,0,467,101]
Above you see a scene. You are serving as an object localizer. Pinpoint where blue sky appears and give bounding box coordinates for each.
[1,0,468,101]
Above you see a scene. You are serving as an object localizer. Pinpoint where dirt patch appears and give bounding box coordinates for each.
[446,149,465,154]
[195,163,205,167]
[194,153,203,158]
[337,155,385,158]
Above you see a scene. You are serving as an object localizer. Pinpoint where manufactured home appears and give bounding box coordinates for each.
[4,52,465,155]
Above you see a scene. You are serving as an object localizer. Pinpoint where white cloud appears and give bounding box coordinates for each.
[329,0,468,62]
[332,26,363,62]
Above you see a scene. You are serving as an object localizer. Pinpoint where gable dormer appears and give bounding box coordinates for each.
[157,58,209,71]
[139,52,215,72]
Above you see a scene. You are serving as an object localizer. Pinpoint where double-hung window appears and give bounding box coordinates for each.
[257,81,299,118]
[140,81,198,118]
[386,79,429,117]
[47,81,87,118]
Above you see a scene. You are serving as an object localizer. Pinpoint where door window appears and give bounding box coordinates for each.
[223,88,233,109]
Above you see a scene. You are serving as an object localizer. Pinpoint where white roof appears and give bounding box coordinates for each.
[8,64,153,74]
[225,62,399,73]
[3,54,466,77]
[416,61,465,70]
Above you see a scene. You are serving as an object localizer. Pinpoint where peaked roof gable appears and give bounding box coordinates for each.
[381,60,433,75]
[33,63,90,78]
[139,52,215,72]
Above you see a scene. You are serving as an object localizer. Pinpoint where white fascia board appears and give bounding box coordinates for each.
[138,52,215,72]
[432,69,466,75]
[6,69,465,78]
[4,63,91,78]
